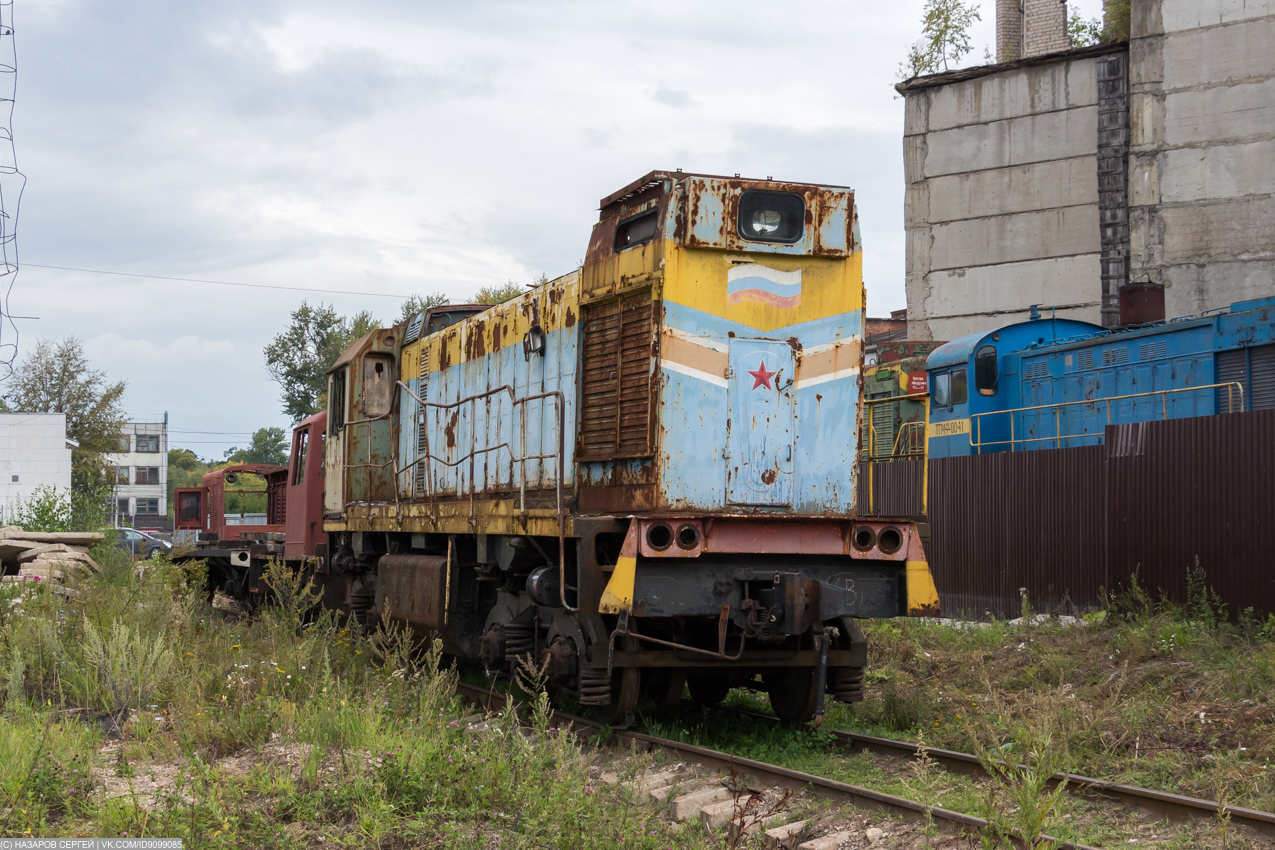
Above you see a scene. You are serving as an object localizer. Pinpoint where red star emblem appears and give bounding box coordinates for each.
[748,360,777,390]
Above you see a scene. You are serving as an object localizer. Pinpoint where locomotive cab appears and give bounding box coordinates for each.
[926,315,1102,458]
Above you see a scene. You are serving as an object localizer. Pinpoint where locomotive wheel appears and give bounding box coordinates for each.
[764,666,820,724]
[588,633,640,726]
[591,666,641,726]
[687,671,734,707]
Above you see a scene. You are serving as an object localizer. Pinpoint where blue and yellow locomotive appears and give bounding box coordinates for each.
[927,295,1275,458]
[319,171,939,724]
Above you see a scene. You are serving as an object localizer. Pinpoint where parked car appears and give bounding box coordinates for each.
[112,527,172,559]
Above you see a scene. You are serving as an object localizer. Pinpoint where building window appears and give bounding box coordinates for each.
[10,474,17,483]
[136,434,161,452]
[115,466,130,485]
[135,467,160,485]
[136,498,160,515]
[117,435,131,452]
[117,497,130,516]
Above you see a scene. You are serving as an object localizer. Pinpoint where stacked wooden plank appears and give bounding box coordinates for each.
[0,527,103,584]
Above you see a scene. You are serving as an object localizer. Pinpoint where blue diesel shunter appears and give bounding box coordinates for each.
[927,296,1275,458]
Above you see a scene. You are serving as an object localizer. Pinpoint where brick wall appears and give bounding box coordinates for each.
[1023,0,1070,58]
[997,0,1024,61]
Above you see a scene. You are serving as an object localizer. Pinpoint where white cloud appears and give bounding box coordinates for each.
[7,0,1103,453]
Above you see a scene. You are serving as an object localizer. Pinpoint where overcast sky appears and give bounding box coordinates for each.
[4,0,1103,457]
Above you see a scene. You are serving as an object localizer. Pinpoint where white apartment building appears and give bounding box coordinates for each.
[0,413,76,523]
[105,420,168,530]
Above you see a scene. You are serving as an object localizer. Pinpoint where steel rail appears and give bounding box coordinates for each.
[716,704,1275,839]
[454,683,1097,850]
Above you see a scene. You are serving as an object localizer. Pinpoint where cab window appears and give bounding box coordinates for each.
[951,368,968,406]
[933,372,951,409]
[975,346,998,395]
[291,428,308,486]
[329,368,347,433]
[737,190,804,244]
[614,209,658,251]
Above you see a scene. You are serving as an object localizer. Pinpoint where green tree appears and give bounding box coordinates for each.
[1,337,126,529]
[473,280,527,305]
[1103,0,1130,41]
[398,292,450,325]
[224,427,289,466]
[167,448,211,520]
[1069,10,1104,46]
[899,0,982,79]
[263,302,381,422]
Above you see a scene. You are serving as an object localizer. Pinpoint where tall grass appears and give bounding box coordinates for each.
[0,552,715,848]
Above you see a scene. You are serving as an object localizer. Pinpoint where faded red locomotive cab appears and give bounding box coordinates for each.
[174,412,327,601]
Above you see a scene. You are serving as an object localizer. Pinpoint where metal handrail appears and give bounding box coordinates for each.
[860,393,930,515]
[967,381,1245,452]
[394,380,574,612]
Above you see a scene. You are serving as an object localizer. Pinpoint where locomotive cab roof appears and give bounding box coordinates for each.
[927,316,1103,371]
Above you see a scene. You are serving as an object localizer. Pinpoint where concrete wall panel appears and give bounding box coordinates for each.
[1164,79,1275,145]
[1164,259,1275,317]
[926,156,1098,222]
[1160,139,1275,202]
[925,59,1097,132]
[924,106,1098,177]
[1159,195,1275,263]
[922,254,1102,329]
[1162,16,1275,89]
[1161,0,1275,33]
[929,205,1101,271]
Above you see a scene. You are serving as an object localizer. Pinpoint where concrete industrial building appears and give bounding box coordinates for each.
[0,413,75,523]
[105,420,168,531]
[898,0,1275,341]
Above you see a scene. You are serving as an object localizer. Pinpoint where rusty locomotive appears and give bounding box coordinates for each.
[317,171,940,724]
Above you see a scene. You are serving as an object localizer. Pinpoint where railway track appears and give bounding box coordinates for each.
[456,682,1100,849]
[713,703,1275,840]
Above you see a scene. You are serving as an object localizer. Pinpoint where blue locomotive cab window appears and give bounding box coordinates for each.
[951,368,968,406]
[975,346,998,395]
[614,209,658,251]
[933,372,951,409]
[738,190,804,244]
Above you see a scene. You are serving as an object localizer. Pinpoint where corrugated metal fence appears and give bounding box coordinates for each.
[857,459,925,518]
[927,410,1275,619]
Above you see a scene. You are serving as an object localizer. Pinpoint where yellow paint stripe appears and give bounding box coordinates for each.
[905,559,941,617]
[598,555,636,614]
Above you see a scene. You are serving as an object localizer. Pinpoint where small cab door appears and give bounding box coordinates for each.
[174,488,206,531]
[726,339,795,505]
